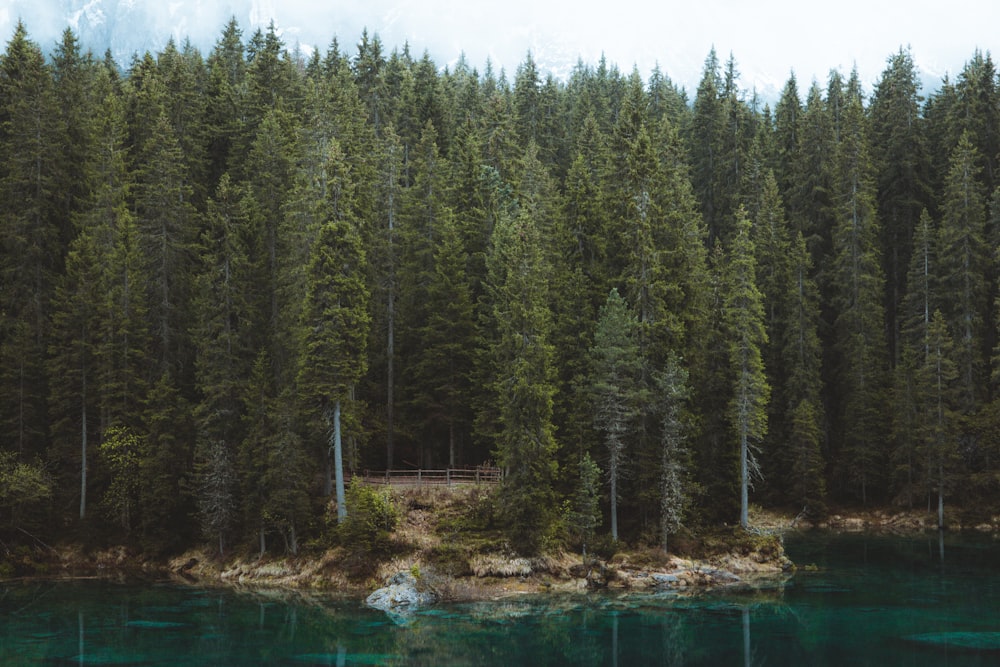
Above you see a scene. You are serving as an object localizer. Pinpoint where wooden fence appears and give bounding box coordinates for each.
[352,466,502,487]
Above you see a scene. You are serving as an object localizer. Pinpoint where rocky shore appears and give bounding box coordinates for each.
[8,498,1000,617]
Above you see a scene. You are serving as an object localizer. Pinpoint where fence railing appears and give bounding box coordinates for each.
[353,466,502,487]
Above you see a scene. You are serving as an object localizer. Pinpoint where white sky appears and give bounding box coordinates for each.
[2,0,999,98]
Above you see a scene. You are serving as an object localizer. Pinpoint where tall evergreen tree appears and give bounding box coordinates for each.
[298,218,370,520]
[922,310,959,528]
[0,22,62,457]
[869,49,931,364]
[725,208,770,529]
[936,132,988,414]
[133,110,197,379]
[830,84,888,503]
[590,289,642,541]
[657,353,690,552]
[486,192,559,555]
[782,232,826,516]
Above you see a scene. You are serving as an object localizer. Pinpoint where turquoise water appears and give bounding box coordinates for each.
[1,532,998,665]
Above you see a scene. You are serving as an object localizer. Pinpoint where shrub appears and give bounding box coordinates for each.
[337,479,398,557]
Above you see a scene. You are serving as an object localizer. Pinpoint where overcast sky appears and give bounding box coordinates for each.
[2,0,998,98]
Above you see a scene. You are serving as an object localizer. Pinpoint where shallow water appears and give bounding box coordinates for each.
[1,532,998,665]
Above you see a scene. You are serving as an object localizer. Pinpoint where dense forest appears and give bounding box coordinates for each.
[2,18,1000,557]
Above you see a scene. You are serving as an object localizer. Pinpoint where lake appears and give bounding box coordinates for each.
[1,531,998,665]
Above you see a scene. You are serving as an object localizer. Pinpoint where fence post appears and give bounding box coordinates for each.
[447,468,451,486]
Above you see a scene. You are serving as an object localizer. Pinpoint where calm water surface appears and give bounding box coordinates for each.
[1,532,998,665]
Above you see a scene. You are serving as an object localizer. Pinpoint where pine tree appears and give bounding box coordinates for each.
[657,353,690,552]
[590,289,642,541]
[893,209,935,505]
[922,310,959,528]
[190,175,262,548]
[191,175,261,453]
[869,49,931,363]
[782,232,826,516]
[830,85,888,503]
[194,437,237,556]
[204,18,248,185]
[139,371,194,550]
[133,110,197,378]
[772,74,802,205]
[726,208,770,529]
[369,127,404,469]
[936,132,988,414]
[689,49,726,243]
[298,218,370,521]
[486,193,559,555]
[407,200,476,468]
[0,22,62,457]
[568,452,601,561]
[47,228,102,520]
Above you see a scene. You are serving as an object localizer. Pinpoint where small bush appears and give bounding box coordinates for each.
[337,480,399,557]
[589,534,620,560]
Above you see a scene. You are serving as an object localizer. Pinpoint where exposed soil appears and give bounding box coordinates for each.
[21,494,989,602]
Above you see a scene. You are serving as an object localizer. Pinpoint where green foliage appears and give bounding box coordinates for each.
[487,184,560,555]
[98,426,141,532]
[657,353,691,551]
[725,208,770,528]
[590,288,641,541]
[337,479,398,556]
[7,19,1000,554]
[567,452,602,558]
[0,451,52,527]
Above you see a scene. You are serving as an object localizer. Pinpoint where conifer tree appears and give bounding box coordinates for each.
[922,310,959,528]
[190,175,262,546]
[139,371,194,549]
[869,49,931,362]
[893,210,936,504]
[0,22,62,457]
[689,48,726,243]
[830,85,888,503]
[591,289,642,541]
[772,73,802,205]
[486,192,559,555]
[782,232,827,516]
[298,218,370,521]
[47,229,102,520]
[657,353,690,552]
[568,452,601,560]
[133,110,197,379]
[936,132,988,414]
[726,208,770,529]
[204,18,248,185]
[407,200,476,467]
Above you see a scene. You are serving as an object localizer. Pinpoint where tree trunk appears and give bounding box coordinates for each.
[610,465,618,541]
[334,400,346,523]
[323,436,333,497]
[740,430,749,529]
[387,288,395,470]
[80,369,87,520]
[937,462,945,530]
[449,421,456,468]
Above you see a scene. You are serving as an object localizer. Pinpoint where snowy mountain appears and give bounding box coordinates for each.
[0,0,952,103]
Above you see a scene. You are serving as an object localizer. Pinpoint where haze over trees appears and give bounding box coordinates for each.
[3,19,1000,556]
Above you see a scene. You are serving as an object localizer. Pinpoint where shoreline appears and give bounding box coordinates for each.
[6,506,998,604]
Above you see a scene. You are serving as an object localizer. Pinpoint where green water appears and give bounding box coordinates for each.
[1,532,998,665]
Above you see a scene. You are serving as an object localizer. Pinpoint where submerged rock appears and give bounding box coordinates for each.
[365,571,437,611]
